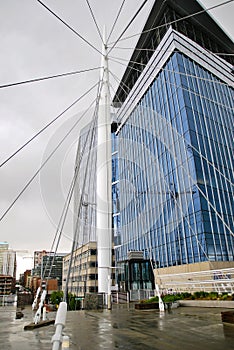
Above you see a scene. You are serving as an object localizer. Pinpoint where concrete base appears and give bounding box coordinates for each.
[135,302,159,310]
[221,311,234,324]
[24,319,55,330]
[178,300,234,308]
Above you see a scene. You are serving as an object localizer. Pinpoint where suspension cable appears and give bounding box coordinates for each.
[113,87,228,264]
[107,0,149,55]
[109,57,233,111]
[116,97,234,240]
[110,45,234,66]
[109,55,233,88]
[109,69,130,100]
[106,0,126,44]
[0,81,99,168]
[110,59,234,188]
[142,121,213,264]
[147,104,234,240]
[109,80,123,108]
[112,46,234,57]
[70,115,98,297]
[63,100,100,302]
[113,81,231,279]
[85,0,104,45]
[63,74,104,302]
[0,82,100,223]
[0,67,100,89]
[110,62,234,243]
[41,99,96,282]
[108,0,234,45]
[36,0,103,56]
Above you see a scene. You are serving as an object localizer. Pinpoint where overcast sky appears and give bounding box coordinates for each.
[0,0,233,276]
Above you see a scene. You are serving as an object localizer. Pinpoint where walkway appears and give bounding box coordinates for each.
[0,304,233,349]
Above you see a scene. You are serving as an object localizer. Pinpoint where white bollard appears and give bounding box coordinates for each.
[62,335,70,349]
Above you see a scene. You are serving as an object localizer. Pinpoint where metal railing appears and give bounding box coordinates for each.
[156,267,234,294]
[129,289,155,301]
[112,291,129,303]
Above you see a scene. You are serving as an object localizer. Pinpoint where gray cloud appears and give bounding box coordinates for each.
[0,0,233,275]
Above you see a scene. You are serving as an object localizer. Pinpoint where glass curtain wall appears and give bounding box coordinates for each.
[74,123,120,247]
[117,52,234,269]
[116,4,234,103]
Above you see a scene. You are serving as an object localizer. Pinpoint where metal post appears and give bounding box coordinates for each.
[97,27,112,307]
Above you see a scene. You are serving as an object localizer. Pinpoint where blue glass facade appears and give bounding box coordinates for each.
[116,51,234,269]
[74,123,120,247]
[74,123,97,246]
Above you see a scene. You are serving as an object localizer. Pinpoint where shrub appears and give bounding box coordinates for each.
[140,291,233,304]
[181,292,192,300]
[50,291,80,310]
[68,293,80,310]
[194,291,202,299]
[163,294,179,302]
[200,291,209,299]
[143,296,159,303]
[208,292,219,300]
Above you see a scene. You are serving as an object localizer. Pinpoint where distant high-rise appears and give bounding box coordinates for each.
[113,0,234,292]
[33,250,51,269]
[0,242,16,296]
[0,242,16,277]
[0,242,9,274]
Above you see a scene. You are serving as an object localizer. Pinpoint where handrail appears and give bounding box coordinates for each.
[51,302,67,350]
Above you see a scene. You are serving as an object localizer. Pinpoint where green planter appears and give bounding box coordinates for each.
[135,302,159,310]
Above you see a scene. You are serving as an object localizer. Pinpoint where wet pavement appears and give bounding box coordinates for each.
[0,304,234,349]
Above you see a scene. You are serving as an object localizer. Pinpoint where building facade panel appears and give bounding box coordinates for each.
[116,46,234,273]
[113,0,234,104]
[73,123,97,247]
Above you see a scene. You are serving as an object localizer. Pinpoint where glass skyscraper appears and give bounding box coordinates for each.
[113,0,234,291]
[74,121,120,247]
[73,122,97,247]
[70,121,119,294]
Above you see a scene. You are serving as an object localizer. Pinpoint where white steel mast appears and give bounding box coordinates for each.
[96,27,112,308]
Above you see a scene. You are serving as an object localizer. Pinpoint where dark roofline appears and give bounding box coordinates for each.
[113,0,234,104]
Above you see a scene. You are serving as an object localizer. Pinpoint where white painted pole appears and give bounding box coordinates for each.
[155,284,165,312]
[34,289,47,324]
[32,286,41,310]
[97,27,112,306]
[42,306,47,321]
[52,302,67,350]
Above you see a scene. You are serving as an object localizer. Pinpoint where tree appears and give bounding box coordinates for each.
[50,291,63,305]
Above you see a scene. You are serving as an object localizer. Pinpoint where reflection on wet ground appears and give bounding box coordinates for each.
[0,304,233,349]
